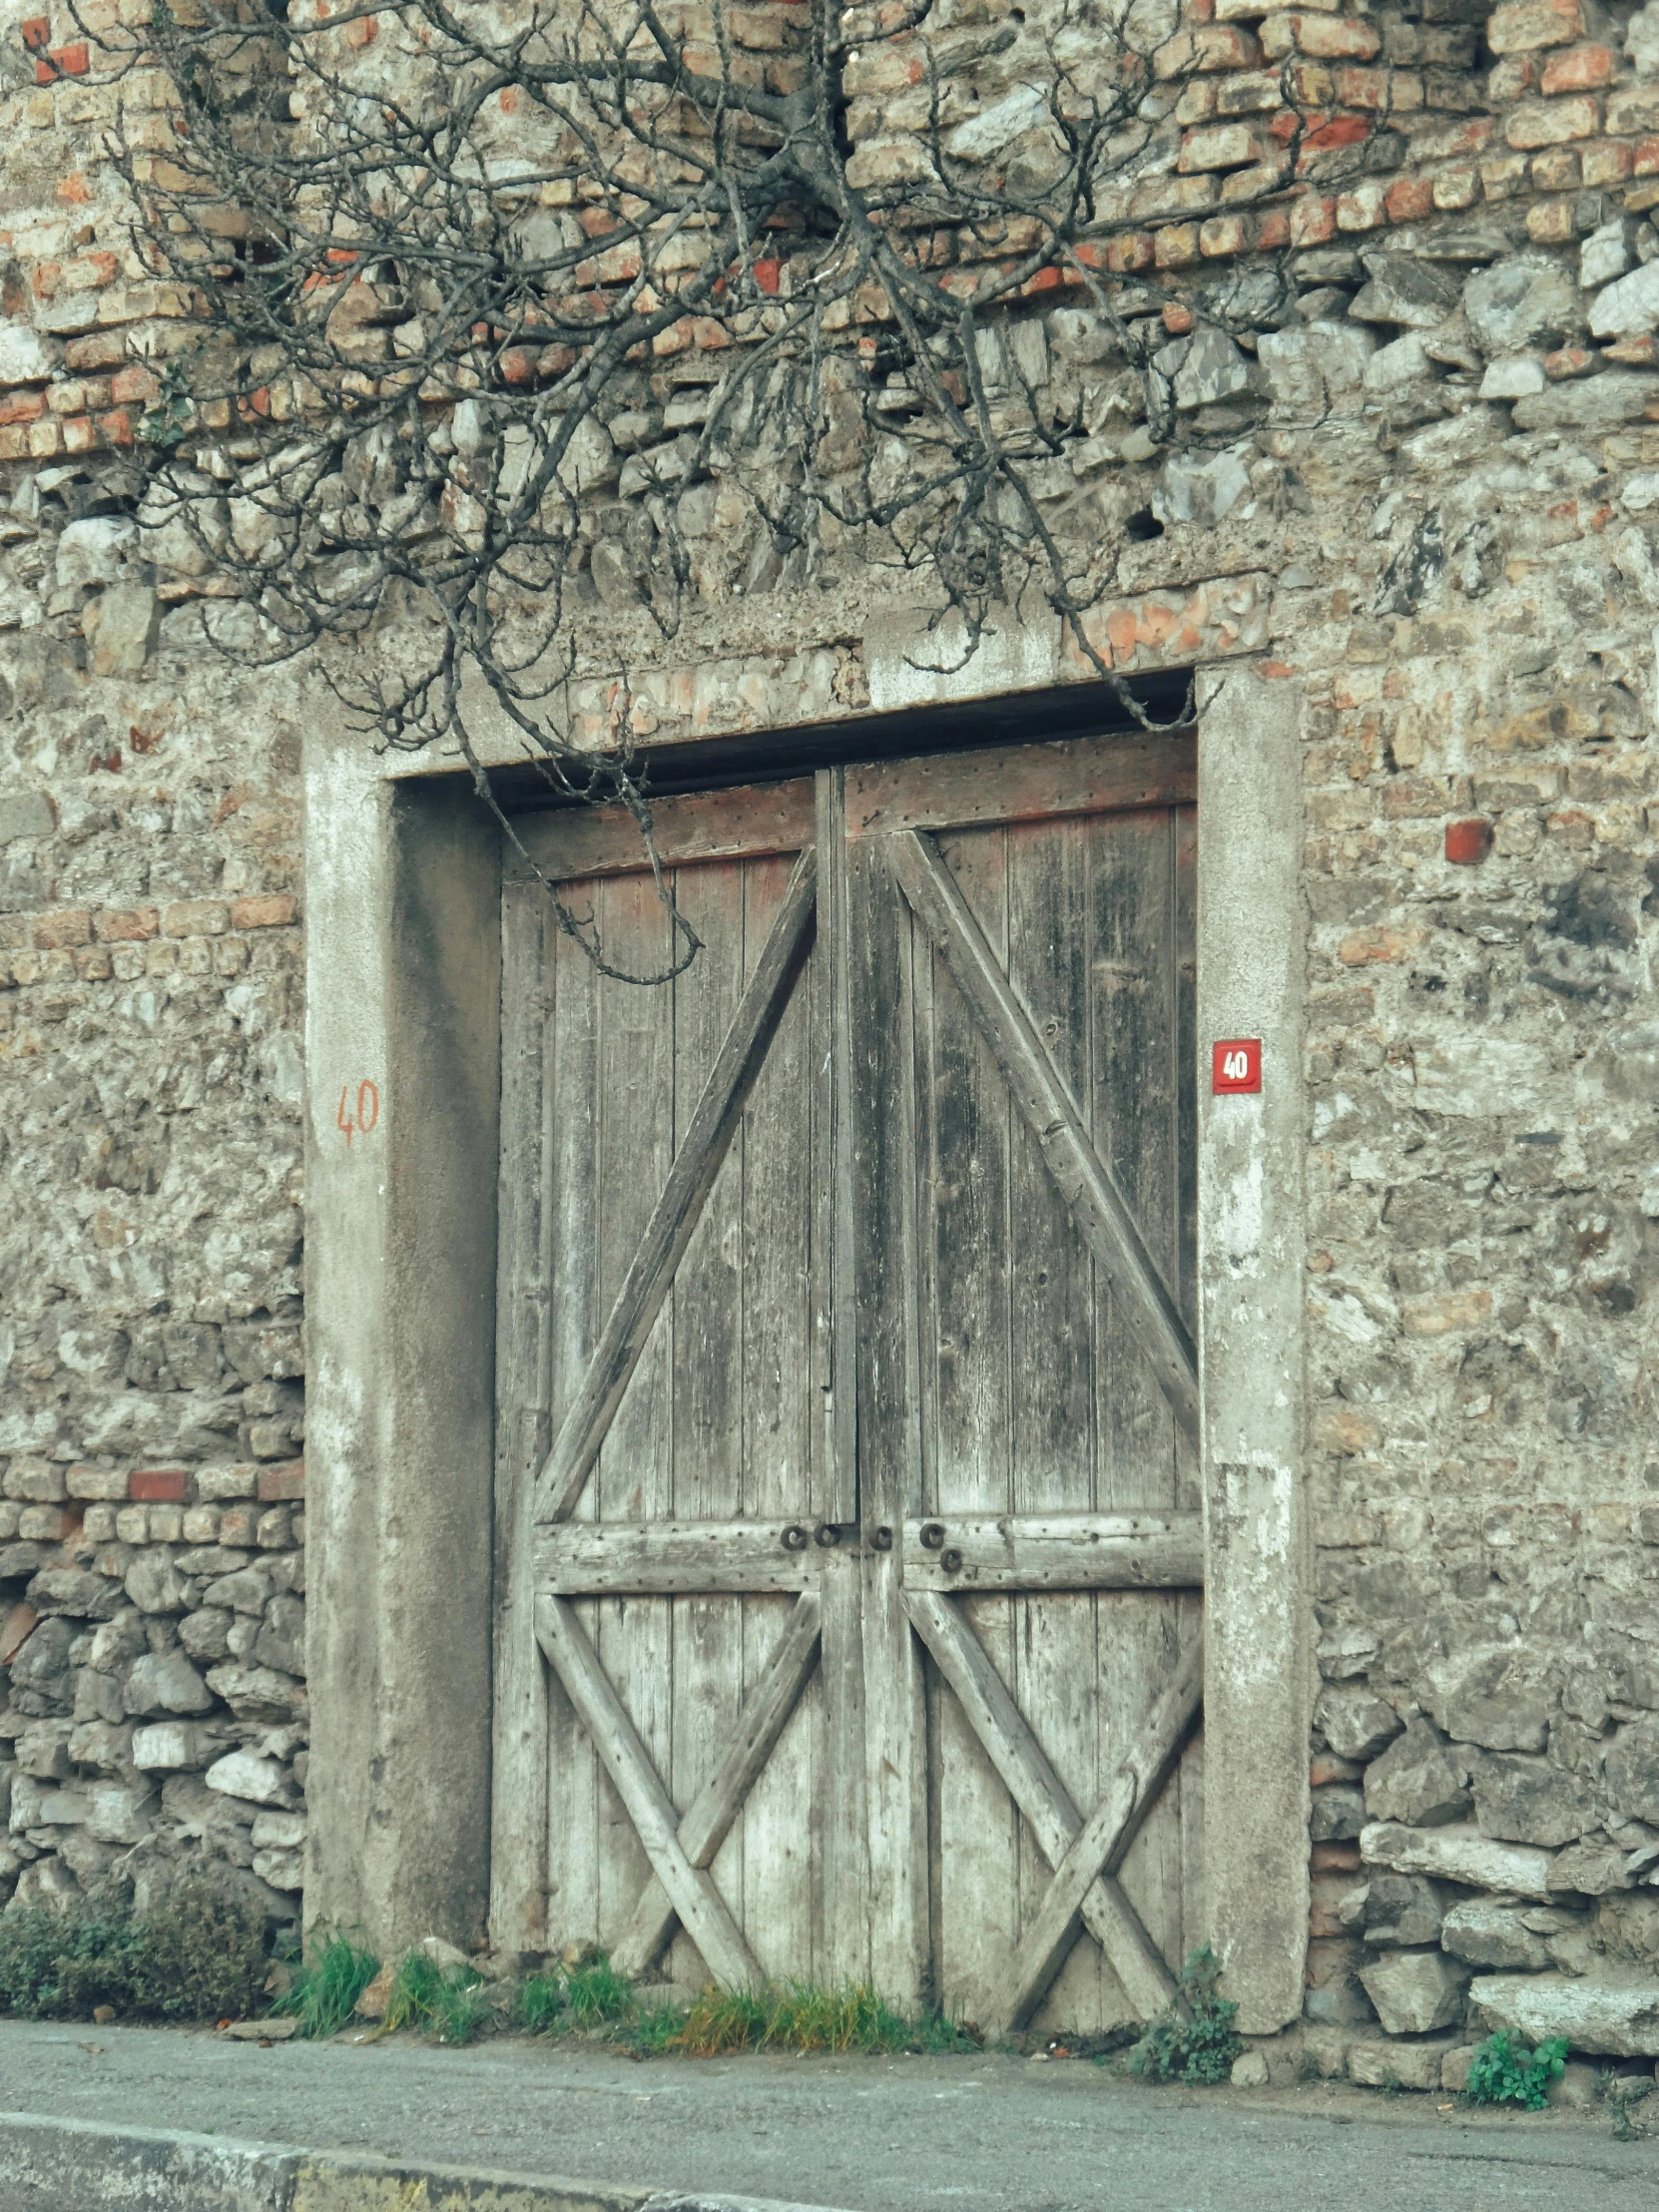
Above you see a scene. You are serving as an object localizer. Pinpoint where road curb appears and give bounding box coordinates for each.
[0,2111,858,2212]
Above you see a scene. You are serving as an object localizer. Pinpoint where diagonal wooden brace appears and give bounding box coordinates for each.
[886,829,1199,1443]
[534,849,818,1525]
[611,1592,823,1979]
[535,1595,765,1992]
[905,1589,1181,2028]
[984,1621,1204,2034]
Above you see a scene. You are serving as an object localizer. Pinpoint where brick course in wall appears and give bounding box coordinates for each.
[3,0,1659,2076]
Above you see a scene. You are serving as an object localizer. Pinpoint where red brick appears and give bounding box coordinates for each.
[62,414,96,453]
[1540,41,1615,90]
[34,40,88,79]
[130,1466,189,1502]
[56,171,92,204]
[230,892,297,930]
[95,409,135,448]
[110,365,158,406]
[1445,818,1494,864]
[258,1458,305,1503]
[94,905,160,943]
[0,394,45,426]
[20,17,50,48]
[1301,114,1370,155]
[1311,1842,1363,1872]
[1333,65,1417,110]
[1105,231,1155,272]
[1506,93,1599,147]
[32,907,92,949]
[1290,194,1338,245]
[1385,175,1434,222]
[65,330,127,371]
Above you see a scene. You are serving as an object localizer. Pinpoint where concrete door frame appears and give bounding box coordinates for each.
[301,665,1310,2029]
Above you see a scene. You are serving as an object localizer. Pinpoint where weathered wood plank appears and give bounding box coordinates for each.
[904,1589,1177,2028]
[886,829,1199,1444]
[1087,810,1185,1983]
[900,1512,1203,1591]
[508,779,816,883]
[535,1595,765,1991]
[591,871,679,1951]
[819,1546,869,1983]
[538,1519,820,1594]
[844,732,1196,841]
[1003,815,1110,2032]
[534,850,818,1526]
[819,771,859,1530]
[544,884,605,1947]
[818,772,868,1983]
[490,883,553,1954]
[612,1592,823,1978]
[921,824,1019,2021]
[845,824,927,2008]
[667,862,750,1978]
[983,1623,1204,2032]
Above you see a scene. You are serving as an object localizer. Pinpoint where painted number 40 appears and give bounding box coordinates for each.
[1212,1039,1262,1095]
[337,1079,380,1144]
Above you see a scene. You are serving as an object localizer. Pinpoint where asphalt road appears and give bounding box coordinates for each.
[2,2021,1657,2212]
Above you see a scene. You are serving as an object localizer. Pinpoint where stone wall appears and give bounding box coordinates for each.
[2,0,1659,2076]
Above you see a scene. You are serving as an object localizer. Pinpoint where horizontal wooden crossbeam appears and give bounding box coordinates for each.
[901,1511,1202,1593]
[538,1518,821,1595]
[537,1513,1202,1597]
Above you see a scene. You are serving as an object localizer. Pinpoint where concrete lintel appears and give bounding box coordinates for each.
[1195,664,1311,2034]
[303,729,501,1952]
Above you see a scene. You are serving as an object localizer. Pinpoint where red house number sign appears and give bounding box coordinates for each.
[1212,1039,1262,1095]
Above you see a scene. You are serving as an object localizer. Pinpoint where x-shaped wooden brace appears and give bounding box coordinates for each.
[906,1588,1203,2033]
[535,1589,823,1989]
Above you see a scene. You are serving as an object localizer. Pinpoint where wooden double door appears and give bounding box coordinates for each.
[491,729,1203,2035]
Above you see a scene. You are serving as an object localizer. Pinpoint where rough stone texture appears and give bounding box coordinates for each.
[0,0,1656,2064]
[1316,1689,1403,1764]
[1361,1823,1556,1900]
[1440,1899,1555,1968]
[1347,2035,1458,2089]
[1472,1974,1659,2057]
[1357,1948,1469,2034]
[1364,1719,1471,1828]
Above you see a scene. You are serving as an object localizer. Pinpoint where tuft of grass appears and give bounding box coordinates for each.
[561,1952,639,2029]
[270,1932,380,2039]
[382,1950,491,2045]
[517,1970,567,2036]
[0,1874,267,2024]
[1463,2030,1569,2111]
[1126,1945,1242,2087]
[514,1955,976,2057]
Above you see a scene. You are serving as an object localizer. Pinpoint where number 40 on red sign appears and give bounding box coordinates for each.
[1211,1039,1262,1095]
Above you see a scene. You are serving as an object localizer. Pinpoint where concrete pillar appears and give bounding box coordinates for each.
[1196,666,1311,2033]
[302,729,501,1952]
